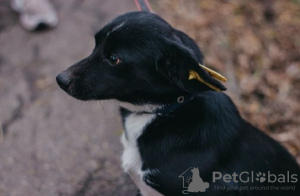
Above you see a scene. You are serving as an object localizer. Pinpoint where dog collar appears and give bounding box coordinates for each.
[151,94,195,116]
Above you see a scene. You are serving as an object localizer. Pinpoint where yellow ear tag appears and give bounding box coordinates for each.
[189,70,221,91]
[199,64,227,82]
[188,64,227,92]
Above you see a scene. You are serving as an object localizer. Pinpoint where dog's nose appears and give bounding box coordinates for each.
[56,70,71,90]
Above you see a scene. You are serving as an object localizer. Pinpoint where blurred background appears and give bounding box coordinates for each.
[0,0,299,195]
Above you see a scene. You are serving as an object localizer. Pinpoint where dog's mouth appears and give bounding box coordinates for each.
[66,83,98,101]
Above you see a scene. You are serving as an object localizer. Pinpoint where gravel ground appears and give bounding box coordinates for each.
[0,0,138,195]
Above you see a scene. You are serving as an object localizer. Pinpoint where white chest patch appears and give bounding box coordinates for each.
[121,113,155,173]
[121,113,163,196]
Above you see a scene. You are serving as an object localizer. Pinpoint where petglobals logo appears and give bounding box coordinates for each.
[179,167,209,194]
[179,168,299,194]
[212,171,298,184]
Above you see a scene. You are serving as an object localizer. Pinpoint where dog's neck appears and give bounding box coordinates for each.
[117,94,195,115]
[118,101,162,113]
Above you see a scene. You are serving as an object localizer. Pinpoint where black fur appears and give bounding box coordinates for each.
[57,11,300,195]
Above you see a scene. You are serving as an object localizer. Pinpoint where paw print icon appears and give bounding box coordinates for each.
[256,172,266,183]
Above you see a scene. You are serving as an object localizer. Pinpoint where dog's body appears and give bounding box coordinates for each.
[57,11,300,196]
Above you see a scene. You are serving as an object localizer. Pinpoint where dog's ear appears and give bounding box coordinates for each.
[156,40,227,92]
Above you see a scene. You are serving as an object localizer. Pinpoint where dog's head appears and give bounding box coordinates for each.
[56,11,226,105]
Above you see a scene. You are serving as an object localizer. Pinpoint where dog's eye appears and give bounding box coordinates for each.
[107,54,120,66]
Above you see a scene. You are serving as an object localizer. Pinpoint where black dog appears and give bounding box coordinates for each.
[57,11,300,196]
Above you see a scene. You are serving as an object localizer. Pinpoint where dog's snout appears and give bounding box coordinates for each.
[56,70,71,90]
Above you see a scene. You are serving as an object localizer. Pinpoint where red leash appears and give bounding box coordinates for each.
[134,0,152,12]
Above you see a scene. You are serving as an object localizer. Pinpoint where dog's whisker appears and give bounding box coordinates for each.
[83,83,106,113]
[84,83,99,99]
[98,100,105,113]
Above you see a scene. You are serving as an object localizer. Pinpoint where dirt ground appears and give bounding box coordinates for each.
[0,0,137,195]
[0,0,299,196]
